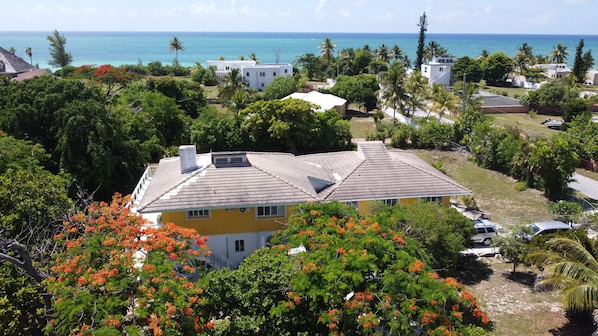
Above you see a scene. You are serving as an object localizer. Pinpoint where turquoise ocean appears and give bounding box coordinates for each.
[1,31,598,69]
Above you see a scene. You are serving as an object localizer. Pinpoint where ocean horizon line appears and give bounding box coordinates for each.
[2,30,598,37]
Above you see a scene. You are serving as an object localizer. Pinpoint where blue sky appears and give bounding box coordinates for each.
[2,0,596,34]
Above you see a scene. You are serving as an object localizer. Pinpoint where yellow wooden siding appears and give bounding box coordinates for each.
[160,197,451,235]
[161,207,289,236]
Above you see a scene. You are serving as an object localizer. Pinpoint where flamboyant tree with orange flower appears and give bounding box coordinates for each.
[267,201,489,335]
[46,193,212,336]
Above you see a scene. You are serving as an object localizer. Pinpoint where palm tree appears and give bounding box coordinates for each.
[248,52,259,63]
[391,45,404,62]
[319,37,336,65]
[550,43,569,64]
[423,41,448,62]
[169,36,185,64]
[377,44,390,63]
[477,50,490,60]
[380,61,409,121]
[8,47,16,55]
[527,237,598,314]
[218,68,246,103]
[405,71,429,116]
[430,85,458,120]
[25,47,33,65]
[454,81,483,113]
[514,43,535,74]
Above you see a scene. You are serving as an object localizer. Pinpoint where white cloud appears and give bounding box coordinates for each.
[276,9,292,18]
[238,6,268,18]
[316,0,327,13]
[189,3,217,15]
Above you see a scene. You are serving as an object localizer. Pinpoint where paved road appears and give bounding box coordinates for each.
[570,172,598,200]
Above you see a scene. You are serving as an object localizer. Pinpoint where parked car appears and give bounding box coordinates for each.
[528,221,571,237]
[471,219,499,246]
[541,118,564,130]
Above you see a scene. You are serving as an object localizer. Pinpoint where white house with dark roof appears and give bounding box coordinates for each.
[132,141,471,268]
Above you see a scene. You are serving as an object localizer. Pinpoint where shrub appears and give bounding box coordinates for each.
[514,181,528,191]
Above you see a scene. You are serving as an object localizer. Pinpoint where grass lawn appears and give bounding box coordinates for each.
[409,149,596,335]
[481,84,528,99]
[489,112,561,139]
[411,149,553,226]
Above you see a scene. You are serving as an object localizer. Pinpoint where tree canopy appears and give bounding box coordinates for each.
[47,30,72,68]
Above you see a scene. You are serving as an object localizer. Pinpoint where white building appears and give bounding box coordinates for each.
[206,60,293,91]
[283,91,347,116]
[534,63,571,80]
[585,70,598,86]
[421,56,457,86]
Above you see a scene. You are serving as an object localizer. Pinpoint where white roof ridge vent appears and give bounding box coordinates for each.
[179,145,198,174]
[211,151,250,168]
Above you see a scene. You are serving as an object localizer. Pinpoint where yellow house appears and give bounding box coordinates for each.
[133,141,471,268]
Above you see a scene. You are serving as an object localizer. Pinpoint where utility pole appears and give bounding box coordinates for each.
[462,72,467,114]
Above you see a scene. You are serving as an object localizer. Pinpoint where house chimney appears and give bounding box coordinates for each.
[179,145,198,173]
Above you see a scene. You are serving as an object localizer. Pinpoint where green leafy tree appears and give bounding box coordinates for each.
[0,135,72,335]
[190,112,246,153]
[297,53,322,80]
[262,76,297,100]
[199,247,308,334]
[415,12,428,70]
[265,202,489,335]
[351,48,374,74]
[146,77,206,118]
[47,30,72,68]
[572,39,586,83]
[480,52,513,84]
[329,74,378,112]
[493,225,532,272]
[47,194,212,335]
[241,99,351,152]
[452,56,483,83]
[372,202,476,272]
[527,135,580,200]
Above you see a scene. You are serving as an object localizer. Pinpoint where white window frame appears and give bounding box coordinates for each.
[256,205,285,218]
[187,209,211,219]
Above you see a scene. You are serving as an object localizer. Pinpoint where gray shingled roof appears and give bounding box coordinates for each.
[136,142,472,213]
[0,47,34,74]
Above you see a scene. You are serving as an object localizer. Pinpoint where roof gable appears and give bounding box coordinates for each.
[0,47,34,74]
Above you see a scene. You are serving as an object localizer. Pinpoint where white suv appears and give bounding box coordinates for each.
[471,219,498,246]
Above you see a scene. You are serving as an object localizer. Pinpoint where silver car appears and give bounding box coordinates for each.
[471,219,498,246]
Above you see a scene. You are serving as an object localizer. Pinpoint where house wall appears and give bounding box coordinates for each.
[161,207,286,236]
[243,64,293,91]
[357,196,450,215]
